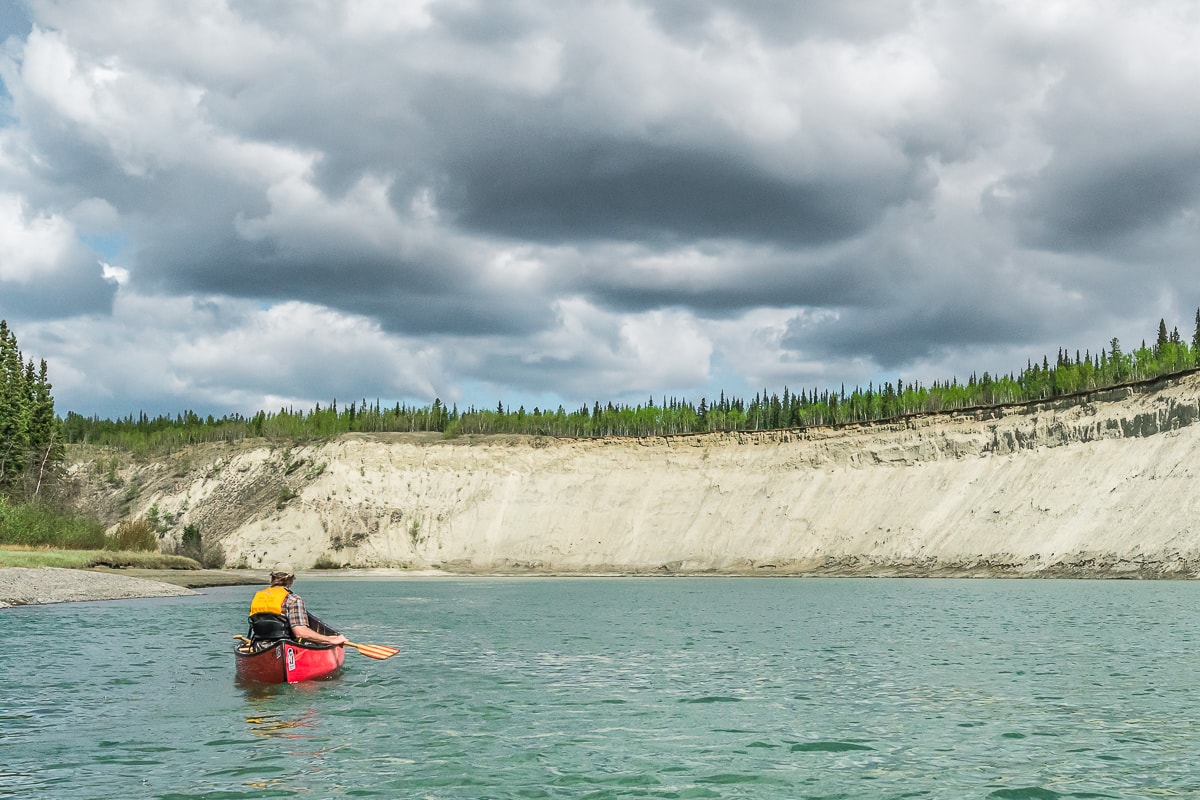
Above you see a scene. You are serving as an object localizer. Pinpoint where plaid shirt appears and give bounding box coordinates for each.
[282,591,308,631]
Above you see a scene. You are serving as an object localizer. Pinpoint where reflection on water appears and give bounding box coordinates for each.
[245,709,319,739]
[235,671,340,700]
[5,579,1200,798]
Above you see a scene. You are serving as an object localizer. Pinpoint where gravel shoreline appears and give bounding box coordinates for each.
[0,567,265,608]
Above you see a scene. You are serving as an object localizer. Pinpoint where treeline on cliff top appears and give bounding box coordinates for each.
[44,312,1200,452]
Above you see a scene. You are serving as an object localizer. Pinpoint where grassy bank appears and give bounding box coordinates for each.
[0,546,201,570]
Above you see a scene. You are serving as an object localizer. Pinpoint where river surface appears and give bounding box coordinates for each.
[3,577,1199,799]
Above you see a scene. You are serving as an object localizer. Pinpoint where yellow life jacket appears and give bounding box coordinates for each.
[249,586,290,616]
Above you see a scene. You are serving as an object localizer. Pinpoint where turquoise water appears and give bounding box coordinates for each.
[3,577,1200,799]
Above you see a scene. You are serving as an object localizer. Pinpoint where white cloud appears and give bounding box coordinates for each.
[23,292,450,416]
[235,173,405,252]
[617,308,713,387]
[17,27,209,176]
[99,260,127,285]
[0,192,76,282]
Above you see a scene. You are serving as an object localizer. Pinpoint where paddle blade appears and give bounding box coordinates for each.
[345,641,400,660]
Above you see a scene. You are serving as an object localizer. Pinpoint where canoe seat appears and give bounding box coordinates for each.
[248,613,290,641]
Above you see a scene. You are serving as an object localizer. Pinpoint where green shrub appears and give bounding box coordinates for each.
[56,513,109,549]
[200,541,226,569]
[145,503,173,535]
[165,523,226,568]
[102,456,122,486]
[179,523,202,561]
[107,517,159,552]
[0,499,107,549]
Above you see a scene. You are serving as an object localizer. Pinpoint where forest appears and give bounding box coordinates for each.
[43,311,1200,453]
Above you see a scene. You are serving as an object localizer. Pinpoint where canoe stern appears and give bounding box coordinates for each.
[235,640,345,684]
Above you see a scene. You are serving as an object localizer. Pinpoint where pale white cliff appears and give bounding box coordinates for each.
[77,372,1200,577]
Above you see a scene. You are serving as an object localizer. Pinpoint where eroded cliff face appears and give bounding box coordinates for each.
[69,372,1200,577]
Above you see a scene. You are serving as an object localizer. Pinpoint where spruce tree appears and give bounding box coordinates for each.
[0,321,30,488]
[0,321,59,496]
[28,359,59,495]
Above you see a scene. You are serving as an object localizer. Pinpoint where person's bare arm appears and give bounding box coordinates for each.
[292,624,347,645]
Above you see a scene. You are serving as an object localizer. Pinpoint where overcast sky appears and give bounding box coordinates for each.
[2,1,1199,420]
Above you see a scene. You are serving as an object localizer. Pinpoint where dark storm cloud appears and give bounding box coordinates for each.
[427,0,539,43]
[562,244,886,317]
[3,1,1200,418]
[0,271,114,319]
[133,219,553,337]
[980,9,1200,258]
[577,267,858,317]
[441,130,925,246]
[646,0,916,44]
[988,147,1200,254]
[785,300,1063,370]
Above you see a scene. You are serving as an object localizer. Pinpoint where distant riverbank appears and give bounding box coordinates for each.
[0,567,263,608]
[9,556,1200,610]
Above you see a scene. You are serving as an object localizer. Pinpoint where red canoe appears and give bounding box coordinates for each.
[235,639,345,683]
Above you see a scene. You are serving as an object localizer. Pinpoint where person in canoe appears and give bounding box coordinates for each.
[246,563,347,647]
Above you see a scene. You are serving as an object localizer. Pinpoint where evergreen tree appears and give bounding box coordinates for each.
[27,359,59,494]
[0,321,59,495]
[0,321,28,487]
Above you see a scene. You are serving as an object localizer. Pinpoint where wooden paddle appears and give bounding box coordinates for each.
[233,634,398,660]
[344,641,401,660]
